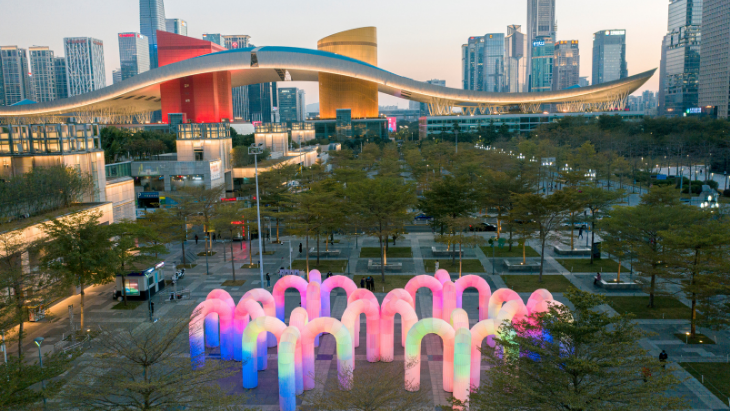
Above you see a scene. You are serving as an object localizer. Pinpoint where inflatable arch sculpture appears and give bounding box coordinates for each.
[347,288,379,348]
[301,317,354,390]
[380,289,417,361]
[204,290,235,348]
[341,299,380,364]
[405,275,443,319]
[272,275,308,324]
[434,269,451,284]
[234,298,266,366]
[320,275,358,318]
[241,289,278,347]
[287,307,309,395]
[189,298,234,366]
[454,275,491,321]
[405,317,456,392]
[242,316,288,388]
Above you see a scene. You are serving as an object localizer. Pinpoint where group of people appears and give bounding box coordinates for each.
[360,276,376,291]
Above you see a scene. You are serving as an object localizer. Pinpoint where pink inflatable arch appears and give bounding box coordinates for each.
[242,288,278,347]
[241,316,288,389]
[306,281,321,347]
[405,275,443,319]
[455,275,491,321]
[469,319,498,387]
[189,298,234,367]
[341,299,380,364]
[450,308,470,331]
[234,299,266,365]
[308,269,322,284]
[404,317,455,392]
[272,275,308,323]
[301,317,354,390]
[204,290,235,348]
[320,275,358,318]
[347,289,379,348]
[442,281,457,323]
[287,307,308,395]
[496,299,529,325]
[434,269,451,284]
[382,289,415,347]
[453,327,472,407]
[488,288,522,320]
[526,289,554,313]
[380,297,418,361]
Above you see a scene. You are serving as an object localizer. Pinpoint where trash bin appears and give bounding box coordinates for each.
[592,241,602,260]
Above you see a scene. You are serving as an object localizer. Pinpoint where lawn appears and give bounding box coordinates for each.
[292,259,348,273]
[111,301,143,310]
[556,258,621,273]
[605,296,688,319]
[501,275,575,292]
[423,259,485,273]
[354,275,415,293]
[221,280,246,287]
[679,363,730,404]
[360,247,413,258]
[480,245,540,258]
[673,333,715,345]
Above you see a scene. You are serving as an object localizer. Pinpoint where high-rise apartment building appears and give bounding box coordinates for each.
[165,18,187,36]
[112,68,122,84]
[526,0,557,87]
[202,34,224,47]
[659,0,702,116]
[53,57,68,100]
[29,47,56,102]
[0,46,32,105]
[278,87,304,123]
[223,35,251,50]
[531,37,554,92]
[505,25,527,93]
[579,77,590,87]
[248,82,277,123]
[297,89,306,121]
[553,40,580,90]
[63,37,106,97]
[462,36,484,91]
[592,30,628,85]
[118,33,150,81]
[698,0,730,118]
[484,34,505,92]
[140,0,166,69]
[421,79,445,115]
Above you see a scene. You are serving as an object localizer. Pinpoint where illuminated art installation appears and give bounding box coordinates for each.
[190,273,562,410]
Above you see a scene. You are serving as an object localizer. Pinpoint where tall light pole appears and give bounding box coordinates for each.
[34,337,46,410]
[249,143,266,288]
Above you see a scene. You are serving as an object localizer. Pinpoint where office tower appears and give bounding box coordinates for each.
[659,0,702,116]
[592,30,628,85]
[553,40,580,90]
[202,33,224,47]
[462,36,484,90]
[642,90,658,110]
[224,36,251,120]
[278,87,303,123]
[166,18,187,36]
[63,37,106,97]
[297,89,306,121]
[223,35,250,50]
[698,0,730,118]
[421,79,445,115]
[505,25,527,93]
[531,37,554,92]
[248,82,277,123]
[579,76,589,87]
[484,33,505,92]
[0,46,32,105]
[54,57,68,100]
[140,0,166,69]
[118,33,150,81]
[29,47,56,102]
[526,0,557,86]
[112,68,122,84]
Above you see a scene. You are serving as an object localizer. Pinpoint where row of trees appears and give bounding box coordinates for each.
[100,127,176,163]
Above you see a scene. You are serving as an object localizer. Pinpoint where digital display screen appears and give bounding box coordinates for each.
[124,279,140,296]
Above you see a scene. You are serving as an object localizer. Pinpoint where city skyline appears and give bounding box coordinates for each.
[0,0,668,107]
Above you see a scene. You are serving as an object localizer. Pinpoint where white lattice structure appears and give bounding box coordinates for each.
[64,38,106,97]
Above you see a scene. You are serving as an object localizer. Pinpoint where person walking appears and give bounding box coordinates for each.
[360,277,365,288]
[326,271,333,278]
[195,234,199,244]
[278,267,283,279]
[578,225,584,239]
[265,272,271,288]
[435,260,440,273]
[659,350,668,368]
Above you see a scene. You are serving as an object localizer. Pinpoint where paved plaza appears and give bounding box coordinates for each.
[12,229,730,410]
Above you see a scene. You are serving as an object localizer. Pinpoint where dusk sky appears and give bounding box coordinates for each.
[1,0,668,107]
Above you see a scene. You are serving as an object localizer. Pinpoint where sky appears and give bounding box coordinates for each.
[0,0,668,108]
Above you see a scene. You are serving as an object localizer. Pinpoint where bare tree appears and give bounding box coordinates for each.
[57,316,249,410]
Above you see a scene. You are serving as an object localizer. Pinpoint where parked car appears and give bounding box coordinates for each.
[469,223,498,232]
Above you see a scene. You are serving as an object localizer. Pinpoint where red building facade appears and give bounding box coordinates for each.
[157,31,233,124]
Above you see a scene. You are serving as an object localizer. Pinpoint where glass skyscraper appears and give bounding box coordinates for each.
[484,33,505,92]
[531,37,554,92]
[660,0,702,116]
[505,25,527,93]
[29,47,56,102]
[278,87,301,123]
[526,0,556,87]
[248,82,277,123]
[222,35,251,120]
[139,0,166,69]
[462,36,485,91]
[118,33,150,81]
[165,18,187,36]
[53,57,68,100]
[63,37,106,97]
[698,0,730,119]
[553,40,580,90]
[592,30,628,85]
[0,46,32,105]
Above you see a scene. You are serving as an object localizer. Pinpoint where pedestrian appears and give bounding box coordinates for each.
[659,350,668,368]
[369,276,374,291]
[212,232,216,241]
[435,260,440,273]
[578,226,584,239]
[265,272,271,288]
[278,267,283,278]
[327,271,333,278]
[360,277,365,288]
[593,272,602,285]
[195,234,199,244]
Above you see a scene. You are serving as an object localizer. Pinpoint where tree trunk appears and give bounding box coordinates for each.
[248,222,253,265]
[15,285,24,359]
[380,234,386,282]
[649,273,656,308]
[316,231,321,265]
[617,258,621,282]
[589,211,596,264]
[230,230,236,282]
[690,294,697,337]
[570,212,575,250]
[459,241,463,278]
[306,233,310,274]
[79,279,85,331]
[539,232,546,282]
[181,226,186,267]
[276,218,280,243]
[508,222,514,251]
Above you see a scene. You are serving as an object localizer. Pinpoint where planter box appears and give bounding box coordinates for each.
[309,248,341,257]
[367,259,402,271]
[553,245,591,256]
[598,279,642,290]
[432,246,463,257]
[504,260,541,272]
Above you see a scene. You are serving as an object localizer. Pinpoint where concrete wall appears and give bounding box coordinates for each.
[105,177,136,222]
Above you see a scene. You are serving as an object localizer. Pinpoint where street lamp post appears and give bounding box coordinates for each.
[249,143,266,288]
[34,337,46,410]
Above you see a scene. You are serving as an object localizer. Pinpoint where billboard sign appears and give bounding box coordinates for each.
[210,160,221,180]
[387,117,397,132]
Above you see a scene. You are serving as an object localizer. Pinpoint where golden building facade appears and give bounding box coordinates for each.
[317,27,379,119]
